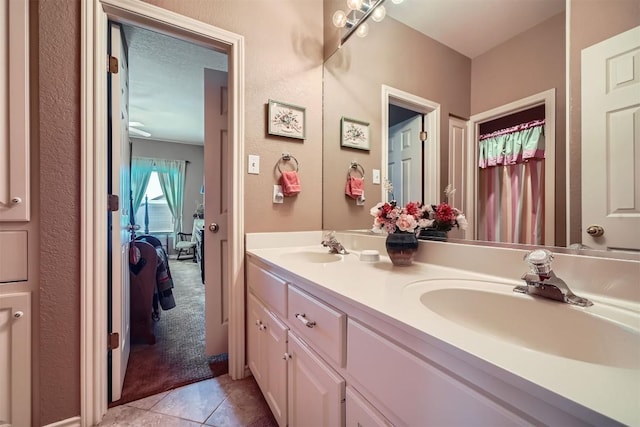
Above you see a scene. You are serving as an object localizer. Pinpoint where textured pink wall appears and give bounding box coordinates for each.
[37,0,82,424]
[145,0,325,233]
[34,0,323,423]
[471,12,566,246]
[568,0,640,244]
[323,18,471,230]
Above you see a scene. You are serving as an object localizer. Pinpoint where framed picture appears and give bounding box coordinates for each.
[340,117,370,151]
[268,99,306,140]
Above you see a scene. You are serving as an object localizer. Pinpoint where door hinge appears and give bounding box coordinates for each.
[108,332,120,350]
[108,194,119,212]
[108,55,119,74]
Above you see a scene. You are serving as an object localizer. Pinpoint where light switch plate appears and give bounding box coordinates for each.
[273,185,284,204]
[248,155,260,174]
[372,169,381,184]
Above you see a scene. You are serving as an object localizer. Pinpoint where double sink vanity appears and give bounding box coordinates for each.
[245,231,640,426]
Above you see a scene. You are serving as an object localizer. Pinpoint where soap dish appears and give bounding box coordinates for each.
[360,249,380,262]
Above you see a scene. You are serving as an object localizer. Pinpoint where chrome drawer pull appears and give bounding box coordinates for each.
[295,313,316,328]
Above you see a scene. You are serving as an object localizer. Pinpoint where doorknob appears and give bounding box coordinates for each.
[209,223,219,233]
[586,225,604,237]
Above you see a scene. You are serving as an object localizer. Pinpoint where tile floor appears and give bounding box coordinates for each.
[98,375,277,426]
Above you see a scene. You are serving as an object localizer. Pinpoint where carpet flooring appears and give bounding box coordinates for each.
[110,258,228,407]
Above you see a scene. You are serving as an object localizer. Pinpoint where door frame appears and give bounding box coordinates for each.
[467,88,555,245]
[80,1,246,425]
[381,85,441,205]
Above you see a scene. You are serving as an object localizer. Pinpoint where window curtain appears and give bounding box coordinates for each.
[130,157,155,225]
[477,120,545,245]
[478,119,545,168]
[155,159,187,241]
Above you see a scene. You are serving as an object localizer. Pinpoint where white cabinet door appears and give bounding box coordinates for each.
[0,0,29,221]
[247,293,267,387]
[287,332,345,427]
[247,293,288,427]
[0,292,31,427]
[345,386,392,427]
[264,306,288,427]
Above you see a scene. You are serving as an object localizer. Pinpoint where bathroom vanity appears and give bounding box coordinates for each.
[245,231,640,427]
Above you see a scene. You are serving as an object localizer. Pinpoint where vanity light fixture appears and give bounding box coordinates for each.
[333,0,399,48]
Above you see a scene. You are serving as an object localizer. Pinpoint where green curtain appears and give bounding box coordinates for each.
[155,159,186,243]
[130,157,155,225]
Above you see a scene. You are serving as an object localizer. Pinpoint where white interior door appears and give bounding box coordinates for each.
[109,22,131,401]
[448,116,468,240]
[388,115,421,205]
[204,68,229,355]
[582,26,640,251]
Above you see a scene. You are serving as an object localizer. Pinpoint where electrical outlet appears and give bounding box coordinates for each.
[248,155,260,174]
[273,185,284,204]
[372,169,381,184]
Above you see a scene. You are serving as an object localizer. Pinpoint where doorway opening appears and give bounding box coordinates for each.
[81,1,246,424]
[381,85,441,206]
[108,22,230,406]
[468,89,556,246]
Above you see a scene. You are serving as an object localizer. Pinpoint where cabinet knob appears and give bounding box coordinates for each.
[295,313,316,328]
[283,352,291,360]
[14,311,24,319]
[11,197,22,204]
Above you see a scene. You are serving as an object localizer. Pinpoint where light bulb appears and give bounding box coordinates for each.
[356,22,369,38]
[347,0,363,11]
[332,10,347,28]
[391,0,404,4]
[371,5,386,22]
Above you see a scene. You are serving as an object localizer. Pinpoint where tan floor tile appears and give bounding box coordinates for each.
[98,405,200,426]
[150,378,227,423]
[204,377,274,427]
[126,390,170,410]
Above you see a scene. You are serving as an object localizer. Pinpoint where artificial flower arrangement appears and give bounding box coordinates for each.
[370,182,467,234]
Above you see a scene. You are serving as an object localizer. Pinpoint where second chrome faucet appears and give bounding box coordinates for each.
[514,249,593,307]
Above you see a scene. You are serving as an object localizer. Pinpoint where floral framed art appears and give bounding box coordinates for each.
[340,116,370,151]
[268,99,306,140]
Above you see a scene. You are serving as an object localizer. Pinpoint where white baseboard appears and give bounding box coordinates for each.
[43,416,81,427]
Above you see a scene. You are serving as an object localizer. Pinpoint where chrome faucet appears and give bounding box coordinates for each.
[321,231,349,255]
[514,249,593,307]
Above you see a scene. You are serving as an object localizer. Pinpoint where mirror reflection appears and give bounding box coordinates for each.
[322,0,640,259]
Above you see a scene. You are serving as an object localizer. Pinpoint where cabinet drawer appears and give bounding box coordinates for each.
[347,319,528,427]
[247,262,287,317]
[287,285,346,367]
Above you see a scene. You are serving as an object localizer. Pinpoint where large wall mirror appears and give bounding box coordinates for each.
[322,0,639,259]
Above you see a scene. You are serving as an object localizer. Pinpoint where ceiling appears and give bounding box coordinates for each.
[122,25,227,145]
[122,0,565,145]
[385,0,565,59]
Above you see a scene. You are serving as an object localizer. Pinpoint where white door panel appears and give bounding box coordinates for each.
[204,68,229,355]
[388,115,421,205]
[448,117,468,240]
[109,22,131,401]
[582,26,640,251]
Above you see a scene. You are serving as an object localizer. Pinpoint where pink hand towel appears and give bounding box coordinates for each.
[281,170,301,196]
[345,176,364,199]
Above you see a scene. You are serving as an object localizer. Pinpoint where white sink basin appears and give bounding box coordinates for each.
[279,251,343,264]
[414,280,640,369]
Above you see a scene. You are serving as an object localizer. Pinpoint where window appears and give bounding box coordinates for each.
[135,171,174,233]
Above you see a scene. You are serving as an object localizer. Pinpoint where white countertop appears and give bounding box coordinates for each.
[246,232,640,426]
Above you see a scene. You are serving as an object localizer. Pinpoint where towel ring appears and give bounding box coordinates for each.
[277,153,299,173]
[347,162,365,178]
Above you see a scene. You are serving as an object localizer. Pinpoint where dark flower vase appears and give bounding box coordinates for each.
[385,232,419,266]
[419,228,448,242]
